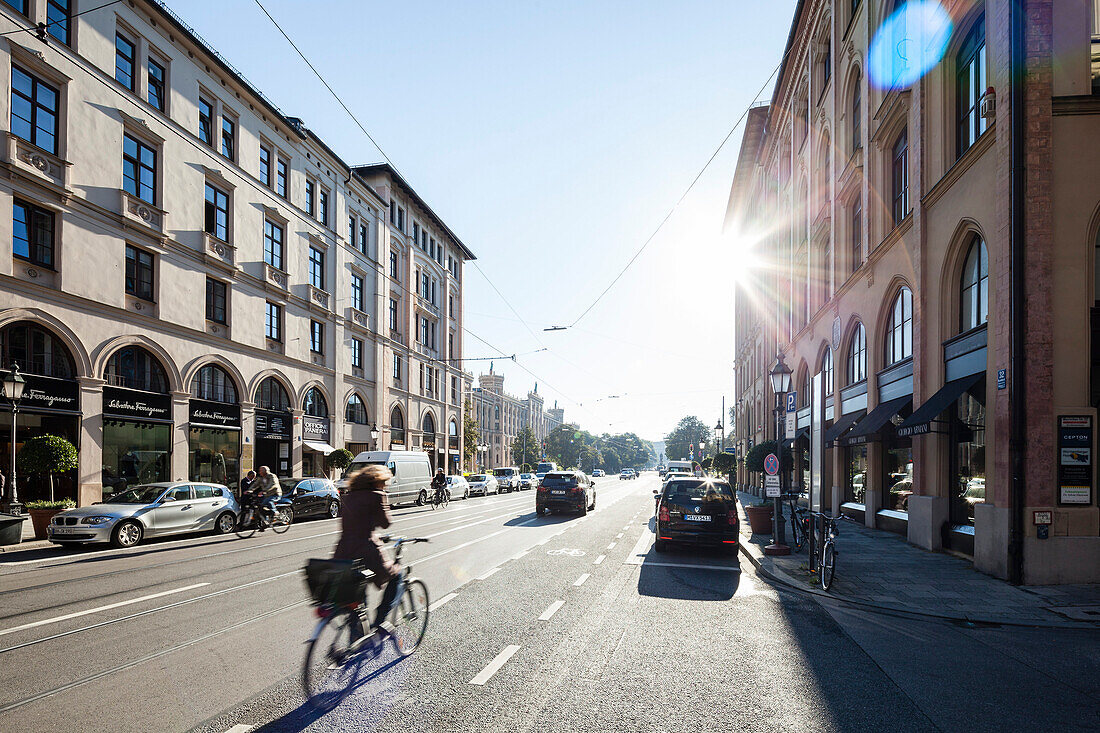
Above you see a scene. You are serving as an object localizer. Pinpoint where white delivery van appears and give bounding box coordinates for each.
[338,450,433,506]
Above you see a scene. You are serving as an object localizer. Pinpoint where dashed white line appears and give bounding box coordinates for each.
[574,573,590,586]
[0,583,210,637]
[616,533,624,539]
[476,567,500,581]
[429,592,458,611]
[607,542,617,550]
[223,724,254,733]
[469,645,521,685]
[593,555,606,565]
[538,600,565,621]
[511,549,530,561]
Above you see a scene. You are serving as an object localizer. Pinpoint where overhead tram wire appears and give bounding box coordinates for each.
[469,261,547,348]
[555,48,794,331]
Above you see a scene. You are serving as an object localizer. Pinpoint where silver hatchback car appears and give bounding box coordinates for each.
[47,481,240,548]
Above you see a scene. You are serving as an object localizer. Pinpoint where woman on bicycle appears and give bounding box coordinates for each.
[333,465,400,634]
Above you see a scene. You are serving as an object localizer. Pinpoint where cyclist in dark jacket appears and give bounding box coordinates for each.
[333,465,399,631]
[431,468,446,500]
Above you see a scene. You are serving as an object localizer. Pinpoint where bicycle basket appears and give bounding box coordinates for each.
[303,559,368,606]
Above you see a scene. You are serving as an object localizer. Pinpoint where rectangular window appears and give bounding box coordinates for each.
[276,157,288,197]
[310,320,324,354]
[122,134,157,204]
[2,1,27,15]
[308,246,325,290]
[891,128,909,226]
[451,376,458,404]
[220,116,235,161]
[389,202,396,226]
[851,198,862,274]
[412,222,420,242]
[393,353,402,382]
[204,183,229,241]
[305,179,315,217]
[359,223,368,254]
[265,301,282,341]
[205,278,227,323]
[319,188,329,226]
[125,244,154,301]
[448,332,454,358]
[259,145,272,187]
[351,273,364,311]
[13,198,54,268]
[956,18,988,158]
[11,65,59,155]
[198,97,213,146]
[389,251,399,278]
[389,298,398,331]
[397,207,405,232]
[263,219,284,270]
[146,58,166,112]
[47,0,71,46]
[351,338,363,369]
[349,215,356,245]
[115,33,136,91]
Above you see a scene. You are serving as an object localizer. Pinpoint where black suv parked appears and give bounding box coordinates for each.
[654,478,738,553]
[536,471,596,516]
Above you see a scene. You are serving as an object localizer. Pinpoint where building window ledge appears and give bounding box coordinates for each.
[264,264,289,292]
[203,234,238,273]
[5,133,72,191]
[348,307,370,330]
[206,319,230,338]
[118,189,167,234]
[11,259,58,289]
[308,285,330,311]
[126,293,158,318]
[266,337,284,354]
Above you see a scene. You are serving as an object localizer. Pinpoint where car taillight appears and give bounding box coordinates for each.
[727,509,737,526]
[536,484,546,492]
[658,503,670,522]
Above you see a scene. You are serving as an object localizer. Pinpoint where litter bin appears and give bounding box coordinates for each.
[0,513,27,546]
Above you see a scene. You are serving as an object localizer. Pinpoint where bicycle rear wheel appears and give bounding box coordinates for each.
[272,507,293,534]
[820,541,836,591]
[790,513,805,552]
[390,578,429,656]
[235,512,256,539]
[302,609,368,708]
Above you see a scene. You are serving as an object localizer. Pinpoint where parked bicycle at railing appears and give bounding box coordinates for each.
[785,492,810,553]
[810,511,844,591]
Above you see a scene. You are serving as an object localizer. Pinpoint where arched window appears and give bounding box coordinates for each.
[345,393,368,424]
[821,347,833,393]
[885,287,914,365]
[847,322,866,383]
[303,387,328,418]
[449,419,458,437]
[390,406,405,445]
[956,16,987,157]
[851,73,862,154]
[190,364,237,403]
[422,412,436,435]
[0,322,75,378]
[960,238,988,331]
[105,346,168,392]
[255,377,290,412]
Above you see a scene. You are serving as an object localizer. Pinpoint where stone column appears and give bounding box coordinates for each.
[864,441,881,527]
[171,391,190,482]
[77,377,104,507]
[291,408,304,476]
[239,401,256,479]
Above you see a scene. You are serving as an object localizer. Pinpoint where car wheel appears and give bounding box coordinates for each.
[589,492,596,511]
[580,501,588,516]
[535,504,544,516]
[416,489,427,506]
[214,512,236,535]
[327,500,340,519]
[463,488,470,500]
[654,538,668,553]
[111,520,143,548]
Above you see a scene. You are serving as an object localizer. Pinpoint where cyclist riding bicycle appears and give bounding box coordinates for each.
[254,465,282,532]
[333,465,399,637]
[430,468,447,503]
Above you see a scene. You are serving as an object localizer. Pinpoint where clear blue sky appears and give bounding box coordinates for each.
[177,0,798,440]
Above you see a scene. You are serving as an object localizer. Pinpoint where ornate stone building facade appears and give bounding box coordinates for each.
[469,367,563,470]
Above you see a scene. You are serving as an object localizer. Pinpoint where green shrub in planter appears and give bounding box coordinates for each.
[17,435,78,502]
[26,499,76,511]
[324,448,354,478]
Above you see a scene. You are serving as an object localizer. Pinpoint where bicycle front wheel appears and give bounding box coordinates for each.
[791,514,805,552]
[235,512,256,539]
[272,507,293,534]
[820,541,836,591]
[303,609,368,708]
[390,578,429,656]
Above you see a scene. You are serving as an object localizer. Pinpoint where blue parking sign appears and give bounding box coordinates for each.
[786,392,797,412]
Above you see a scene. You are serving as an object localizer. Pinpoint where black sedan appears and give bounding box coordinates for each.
[281,477,341,519]
[654,478,738,554]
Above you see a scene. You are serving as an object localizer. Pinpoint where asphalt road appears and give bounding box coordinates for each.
[1,474,1097,733]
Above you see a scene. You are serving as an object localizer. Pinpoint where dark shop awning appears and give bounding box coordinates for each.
[896,373,984,437]
[841,395,913,445]
[824,410,865,445]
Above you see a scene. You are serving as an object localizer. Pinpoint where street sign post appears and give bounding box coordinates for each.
[763,453,779,476]
[765,475,781,497]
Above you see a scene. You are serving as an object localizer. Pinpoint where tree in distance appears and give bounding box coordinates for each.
[664,416,713,463]
[510,426,539,468]
[462,400,481,470]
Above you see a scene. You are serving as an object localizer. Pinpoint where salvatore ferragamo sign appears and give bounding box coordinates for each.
[102,386,172,422]
[189,398,241,430]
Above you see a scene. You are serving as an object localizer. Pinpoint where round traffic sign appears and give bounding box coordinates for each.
[764,453,779,475]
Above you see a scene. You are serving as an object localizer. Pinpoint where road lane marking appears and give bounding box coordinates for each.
[476,567,500,581]
[574,573,590,586]
[593,555,605,565]
[616,533,623,539]
[633,561,741,572]
[538,600,565,621]
[624,527,654,565]
[469,645,521,686]
[429,592,458,611]
[607,542,616,549]
[0,583,210,637]
[511,550,530,561]
[224,725,253,733]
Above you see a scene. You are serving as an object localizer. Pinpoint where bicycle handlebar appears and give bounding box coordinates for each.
[379,535,430,545]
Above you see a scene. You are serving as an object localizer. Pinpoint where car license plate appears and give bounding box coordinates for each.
[683,515,711,522]
[51,526,76,534]
[551,490,566,495]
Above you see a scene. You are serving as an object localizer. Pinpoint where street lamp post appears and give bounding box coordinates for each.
[767,353,792,554]
[370,424,380,450]
[2,365,26,515]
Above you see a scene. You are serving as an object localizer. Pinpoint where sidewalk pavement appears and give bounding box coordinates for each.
[735,490,1100,628]
[0,515,53,553]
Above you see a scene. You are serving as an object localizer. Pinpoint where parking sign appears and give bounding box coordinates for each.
[786,392,797,412]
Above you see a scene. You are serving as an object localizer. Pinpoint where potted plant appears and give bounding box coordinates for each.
[25,499,76,540]
[742,440,793,534]
[324,448,354,480]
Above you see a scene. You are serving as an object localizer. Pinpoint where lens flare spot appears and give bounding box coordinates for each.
[868,1,953,91]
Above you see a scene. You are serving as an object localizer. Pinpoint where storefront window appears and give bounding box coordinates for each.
[951,387,986,525]
[102,419,170,495]
[189,428,240,487]
[846,445,867,504]
[883,433,913,512]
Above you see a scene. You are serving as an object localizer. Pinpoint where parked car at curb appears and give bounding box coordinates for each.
[467,474,499,497]
[536,470,596,516]
[493,467,520,492]
[446,474,471,499]
[47,481,240,549]
[519,473,538,490]
[282,477,341,519]
[654,478,738,554]
[339,450,433,506]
